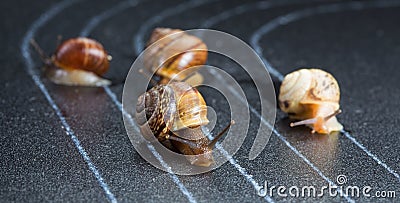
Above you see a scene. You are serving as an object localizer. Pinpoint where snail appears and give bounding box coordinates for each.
[279,68,343,134]
[143,28,207,85]
[136,81,233,167]
[30,37,112,87]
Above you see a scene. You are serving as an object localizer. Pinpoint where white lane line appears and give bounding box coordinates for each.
[202,2,352,201]
[103,87,197,203]
[20,0,117,202]
[80,3,197,202]
[147,144,197,203]
[80,0,140,37]
[208,68,354,203]
[201,0,330,81]
[250,0,400,182]
[203,127,274,203]
[342,130,400,180]
[132,0,275,202]
[134,0,220,55]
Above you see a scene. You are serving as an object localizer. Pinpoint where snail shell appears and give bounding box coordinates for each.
[136,82,230,167]
[30,37,111,86]
[279,69,343,134]
[144,28,207,84]
[54,38,110,76]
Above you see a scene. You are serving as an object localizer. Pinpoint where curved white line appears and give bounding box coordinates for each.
[200,2,355,202]
[131,0,276,202]
[79,2,196,202]
[208,68,354,202]
[146,144,197,203]
[201,0,330,80]
[205,0,287,81]
[20,0,117,202]
[199,0,400,200]
[104,87,197,203]
[250,0,400,182]
[342,130,400,180]
[80,0,140,37]
[201,0,324,30]
[202,127,275,203]
[134,0,220,55]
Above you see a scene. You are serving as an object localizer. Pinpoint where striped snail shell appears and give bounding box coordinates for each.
[144,28,207,84]
[279,68,343,134]
[136,82,232,167]
[30,37,112,86]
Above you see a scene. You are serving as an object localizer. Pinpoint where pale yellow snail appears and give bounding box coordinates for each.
[143,28,207,85]
[279,69,343,134]
[136,81,233,167]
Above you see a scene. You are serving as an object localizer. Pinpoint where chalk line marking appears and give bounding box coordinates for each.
[80,0,140,37]
[20,0,117,202]
[134,0,220,55]
[202,127,275,203]
[207,68,353,203]
[132,1,276,202]
[250,0,400,182]
[80,2,196,202]
[201,2,355,201]
[103,87,197,203]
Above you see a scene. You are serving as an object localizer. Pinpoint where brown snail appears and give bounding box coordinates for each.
[143,28,207,85]
[135,81,233,167]
[279,68,343,134]
[30,37,112,86]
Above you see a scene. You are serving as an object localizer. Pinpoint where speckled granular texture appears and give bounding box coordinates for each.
[1,0,399,202]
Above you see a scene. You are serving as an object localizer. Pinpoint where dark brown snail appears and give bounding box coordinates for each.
[136,81,233,167]
[144,28,208,84]
[30,37,112,86]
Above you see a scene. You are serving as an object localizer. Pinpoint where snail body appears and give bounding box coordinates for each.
[279,69,343,134]
[136,82,232,167]
[144,28,207,84]
[30,37,111,86]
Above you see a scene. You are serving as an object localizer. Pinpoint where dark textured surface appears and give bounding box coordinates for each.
[1,0,399,202]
